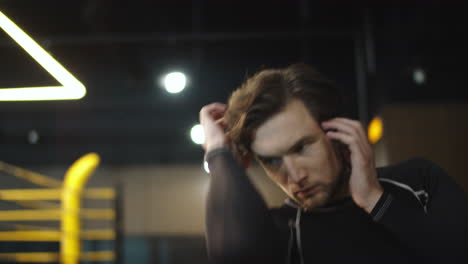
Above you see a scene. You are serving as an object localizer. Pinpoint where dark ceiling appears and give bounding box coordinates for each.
[0,0,466,166]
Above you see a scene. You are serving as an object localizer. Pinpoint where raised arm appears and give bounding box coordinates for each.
[200,103,284,263]
[322,118,468,263]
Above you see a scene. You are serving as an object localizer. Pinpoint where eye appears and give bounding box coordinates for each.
[295,143,309,154]
[261,157,282,168]
[298,144,306,153]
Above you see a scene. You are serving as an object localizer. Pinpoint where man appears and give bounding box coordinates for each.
[199,64,468,264]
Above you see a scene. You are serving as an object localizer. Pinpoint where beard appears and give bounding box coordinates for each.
[300,188,332,210]
[299,170,350,211]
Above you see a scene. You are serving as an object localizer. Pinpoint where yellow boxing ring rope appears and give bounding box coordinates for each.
[0,153,118,263]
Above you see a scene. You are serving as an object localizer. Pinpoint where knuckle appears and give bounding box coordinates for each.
[351,120,360,127]
[358,123,365,131]
[200,105,209,114]
[349,126,359,135]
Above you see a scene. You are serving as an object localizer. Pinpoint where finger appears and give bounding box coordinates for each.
[326,130,368,162]
[322,118,365,137]
[332,118,367,141]
[211,108,226,120]
[321,120,353,135]
[215,117,227,130]
[322,121,366,147]
[200,103,227,115]
[322,118,368,145]
[200,103,227,123]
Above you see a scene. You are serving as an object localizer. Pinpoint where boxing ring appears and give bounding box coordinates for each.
[0,153,121,263]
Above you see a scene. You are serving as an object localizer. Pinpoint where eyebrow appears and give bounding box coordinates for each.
[255,135,317,160]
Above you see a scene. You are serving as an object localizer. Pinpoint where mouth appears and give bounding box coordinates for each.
[295,185,319,198]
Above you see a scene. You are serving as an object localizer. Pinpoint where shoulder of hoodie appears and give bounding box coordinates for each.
[377,157,443,192]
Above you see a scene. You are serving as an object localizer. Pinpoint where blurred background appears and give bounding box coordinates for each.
[0,0,467,263]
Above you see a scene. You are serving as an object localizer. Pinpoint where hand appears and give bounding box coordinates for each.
[199,103,229,152]
[322,118,383,213]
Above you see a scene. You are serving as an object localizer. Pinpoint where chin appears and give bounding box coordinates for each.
[301,191,330,210]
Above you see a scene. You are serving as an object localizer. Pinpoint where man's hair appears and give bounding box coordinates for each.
[224,63,344,158]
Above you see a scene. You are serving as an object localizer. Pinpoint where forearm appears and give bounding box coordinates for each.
[205,148,283,263]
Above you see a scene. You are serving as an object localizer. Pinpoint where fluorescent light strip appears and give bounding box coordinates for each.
[0,11,86,101]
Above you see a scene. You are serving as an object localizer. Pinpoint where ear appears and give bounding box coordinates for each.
[241,152,253,169]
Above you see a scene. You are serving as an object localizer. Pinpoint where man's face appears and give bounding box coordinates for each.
[251,99,344,210]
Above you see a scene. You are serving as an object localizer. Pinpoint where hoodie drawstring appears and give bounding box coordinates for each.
[286,206,305,264]
[287,220,294,264]
[295,208,305,264]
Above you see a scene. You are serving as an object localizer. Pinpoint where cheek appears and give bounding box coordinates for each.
[318,139,340,165]
[301,146,330,169]
[301,144,340,182]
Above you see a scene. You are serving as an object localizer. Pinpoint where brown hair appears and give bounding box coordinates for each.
[224,63,344,158]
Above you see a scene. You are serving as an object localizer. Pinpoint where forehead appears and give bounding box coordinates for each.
[251,99,321,156]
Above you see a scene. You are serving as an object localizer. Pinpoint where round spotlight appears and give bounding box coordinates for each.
[413,68,426,85]
[191,124,205,145]
[27,130,39,144]
[163,72,186,94]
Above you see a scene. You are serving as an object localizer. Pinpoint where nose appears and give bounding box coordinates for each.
[283,156,307,184]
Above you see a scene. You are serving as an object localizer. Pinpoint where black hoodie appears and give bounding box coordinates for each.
[205,147,468,264]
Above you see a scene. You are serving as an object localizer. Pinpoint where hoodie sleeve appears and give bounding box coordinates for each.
[204,147,285,264]
[370,158,468,263]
